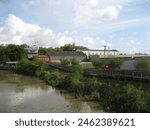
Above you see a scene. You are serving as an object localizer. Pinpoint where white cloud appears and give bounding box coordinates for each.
[129,48,139,54]
[74,0,122,25]
[0,14,110,49]
[97,5,121,20]
[128,38,141,45]
[81,36,111,49]
[0,14,55,46]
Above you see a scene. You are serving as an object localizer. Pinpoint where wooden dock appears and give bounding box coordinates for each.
[84,68,150,82]
[0,61,18,70]
[49,62,150,82]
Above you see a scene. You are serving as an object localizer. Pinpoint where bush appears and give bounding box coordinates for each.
[92,58,123,69]
[111,84,146,112]
[17,59,39,76]
[136,58,150,71]
[144,89,150,112]
[43,70,65,88]
[92,59,106,68]
[88,91,100,101]
[83,77,102,95]
[60,58,71,66]
[36,62,50,77]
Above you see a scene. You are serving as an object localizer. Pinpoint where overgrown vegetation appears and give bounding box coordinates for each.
[92,58,123,69]
[136,58,150,71]
[0,44,27,61]
[17,59,39,76]
[0,43,149,112]
[16,59,150,113]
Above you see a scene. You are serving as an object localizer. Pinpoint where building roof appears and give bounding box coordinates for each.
[47,51,86,57]
[83,49,119,52]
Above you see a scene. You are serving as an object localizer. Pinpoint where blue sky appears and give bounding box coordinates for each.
[0,0,150,53]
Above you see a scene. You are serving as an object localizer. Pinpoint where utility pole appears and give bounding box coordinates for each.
[103,45,107,57]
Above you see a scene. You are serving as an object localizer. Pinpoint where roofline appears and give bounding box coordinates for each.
[83,49,119,52]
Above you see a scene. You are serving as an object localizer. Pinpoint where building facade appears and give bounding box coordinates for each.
[82,49,119,58]
[26,45,39,59]
[34,55,51,63]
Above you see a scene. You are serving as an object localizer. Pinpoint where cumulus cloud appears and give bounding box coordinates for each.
[0,14,56,46]
[128,38,141,45]
[80,36,111,49]
[74,0,122,25]
[0,14,110,49]
[129,48,139,54]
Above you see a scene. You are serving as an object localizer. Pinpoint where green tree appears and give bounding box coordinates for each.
[61,43,88,51]
[0,45,6,61]
[5,44,27,61]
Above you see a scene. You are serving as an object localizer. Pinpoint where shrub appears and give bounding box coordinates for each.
[60,58,71,66]
[17,59,39,76]
[136,58,150,71]
[111,84,146,112]
[43,70,65,87]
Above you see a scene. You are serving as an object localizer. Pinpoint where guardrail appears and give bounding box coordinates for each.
[84,68,150,82]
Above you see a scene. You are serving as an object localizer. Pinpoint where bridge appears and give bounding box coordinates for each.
[49,62,150,82]
[0,61,149,82]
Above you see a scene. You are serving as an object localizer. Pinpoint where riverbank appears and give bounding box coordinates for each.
[14,59,150,113]
[0,70,103,112]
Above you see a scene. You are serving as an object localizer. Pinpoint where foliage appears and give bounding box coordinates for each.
[67,72,84,96]
[92,58,123,69]
[109,58,123,69]
[38,47,61,55]
[92,59,106,68]
[136,58,150,71]
[0,44,27,61]
[0,45,6,61]
[5,44,27,61]
[61,43,88,51]
[144,89,150,112]
[43,70,65,87]
[17,59,39,76]
[83,78,102,95]
[60,58,71,66]
[36,62,50,78]
[111,84,146,112]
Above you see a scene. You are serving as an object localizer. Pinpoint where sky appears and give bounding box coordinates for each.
[0,0,150,53]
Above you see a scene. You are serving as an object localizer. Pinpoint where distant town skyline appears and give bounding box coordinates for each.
[0,0,150,53]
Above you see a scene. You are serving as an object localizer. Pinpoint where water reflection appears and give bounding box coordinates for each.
[0,71,103,113]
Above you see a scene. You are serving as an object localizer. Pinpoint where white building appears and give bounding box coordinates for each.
[26,45,39,59]
[82,49,119,58]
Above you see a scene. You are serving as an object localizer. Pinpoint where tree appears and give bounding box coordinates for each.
[61,43,76,51]
[0,45,6,61]
[5,44,27,61]
[61,43,88,51]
